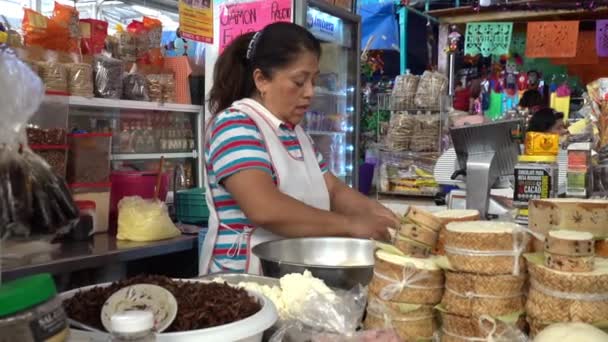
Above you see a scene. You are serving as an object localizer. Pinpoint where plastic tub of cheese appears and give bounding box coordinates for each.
[59,275,278,342]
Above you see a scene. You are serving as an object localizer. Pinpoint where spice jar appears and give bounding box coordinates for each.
[110,310,156,342]
[513,155,559,224]
[0,273,69,342]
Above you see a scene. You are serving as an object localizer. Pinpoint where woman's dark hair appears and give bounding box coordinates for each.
[527,107,559,132]
[208,22,321,114]
[519,89,544,108]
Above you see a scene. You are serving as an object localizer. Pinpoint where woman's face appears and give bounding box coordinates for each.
[253,51,319,126]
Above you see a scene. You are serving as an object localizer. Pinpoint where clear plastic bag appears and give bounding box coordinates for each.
[123,64,149,101]
[117,196,180,242]
[93,53,124,99]
[269,284,370,341]
[414,71,447,109]
[0,47,79,239]
[66,62,93,97]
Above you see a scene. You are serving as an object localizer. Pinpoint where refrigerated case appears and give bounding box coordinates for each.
[295,0,361,186]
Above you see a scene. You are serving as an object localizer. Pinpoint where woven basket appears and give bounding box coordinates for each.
[445,221,528,275]
[367,293,435,318]
[434,210,481,255]
[526,256,608,323]
[441,272,526,317]
[364,308,436,341]
[439,312,525,342]
[405,206,443,232]
[394,235,433,258]
[368,251,444,304]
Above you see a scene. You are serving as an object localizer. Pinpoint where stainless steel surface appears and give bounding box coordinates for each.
[1,234,197,282]
[449,119,522,218]
[252,238,374,290]
[197,273,280,288]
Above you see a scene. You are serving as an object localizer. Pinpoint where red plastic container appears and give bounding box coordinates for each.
[108,171,169,234]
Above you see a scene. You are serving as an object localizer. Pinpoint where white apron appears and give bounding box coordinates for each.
[199,98,331,275]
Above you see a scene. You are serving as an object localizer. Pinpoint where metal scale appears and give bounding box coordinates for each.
[447,119,523,219]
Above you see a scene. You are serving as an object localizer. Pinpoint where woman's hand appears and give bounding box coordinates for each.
[370,203,401,229]
[347,214,396,242]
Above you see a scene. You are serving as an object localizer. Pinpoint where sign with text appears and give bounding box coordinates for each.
[179,0,214,43]
[219,0,293,53]
[306,7,343,45]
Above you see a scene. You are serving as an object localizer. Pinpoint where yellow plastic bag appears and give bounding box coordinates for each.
[117,196,180,242]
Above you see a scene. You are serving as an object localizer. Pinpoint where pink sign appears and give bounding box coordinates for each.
[219,0,293,53]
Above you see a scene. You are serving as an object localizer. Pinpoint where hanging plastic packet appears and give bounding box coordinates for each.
[0,46,79,239]
[123,63,149,101]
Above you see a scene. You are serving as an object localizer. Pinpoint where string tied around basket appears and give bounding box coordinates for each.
[445,286,523,300]
[373,262,441,301]
[440,315,498,342]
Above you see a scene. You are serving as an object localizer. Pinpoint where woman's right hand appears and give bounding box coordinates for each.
[347,215,396,242]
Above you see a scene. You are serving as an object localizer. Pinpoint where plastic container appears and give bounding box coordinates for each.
[0,273,69,342]
[111,310,156,342]
[71,183,111,234]
[30,144,68,178]
[109,171,169,232]
[59,281,278,342]
[175,188,209,224]
[67,133,112,184]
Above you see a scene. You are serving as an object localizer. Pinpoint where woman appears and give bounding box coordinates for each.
[527,107,567,135]
[200,23,400,275]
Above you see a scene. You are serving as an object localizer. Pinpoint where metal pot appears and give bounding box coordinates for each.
[252,238,375,290]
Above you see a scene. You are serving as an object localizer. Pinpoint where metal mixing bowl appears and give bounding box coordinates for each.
[252,237,375,290]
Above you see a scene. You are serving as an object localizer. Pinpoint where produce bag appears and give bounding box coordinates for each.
[269,284,383,341]
[117,196,180,242]
[0,46,79,239]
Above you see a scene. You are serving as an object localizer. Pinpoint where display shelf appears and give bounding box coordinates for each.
[308,130,347,136]
[44,95,203,113]
[110,151,198,161]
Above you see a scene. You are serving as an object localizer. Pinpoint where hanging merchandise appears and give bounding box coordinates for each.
[178,0,213,43]
[552,30,598,65]
[525,21,579,58]
[597,20,608,57]
[550,83,571,121]
[464,22,513,57]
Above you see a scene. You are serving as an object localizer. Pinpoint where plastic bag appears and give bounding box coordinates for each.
[147,73,175,103]
[66,61,93,97]
[52,1,80,54]
[22,8,75,53]
[0,47,79,238]
[269,283,368,341]
[414,71,447,109]
[93,53,124,98]
[123,64,149,101]
[79,19,108,55]
[117,196,180,242]
[143,17,162,51]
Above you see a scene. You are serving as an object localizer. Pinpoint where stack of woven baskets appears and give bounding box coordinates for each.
[526,229,608,337]
[440,221,528,341]
[365,207,445,341]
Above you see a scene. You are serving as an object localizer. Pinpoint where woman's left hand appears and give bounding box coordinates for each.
[370,203,400,229]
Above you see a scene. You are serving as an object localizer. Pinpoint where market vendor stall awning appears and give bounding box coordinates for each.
[358,1,400,51]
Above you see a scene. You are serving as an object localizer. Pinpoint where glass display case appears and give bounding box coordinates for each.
[32,95,203,189]
[295,0,361,187]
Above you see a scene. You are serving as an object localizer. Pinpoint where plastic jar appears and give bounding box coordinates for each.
[111,310,156,342]
[73,200,96,240]
[513,155,559,224]
[0,273,69,342]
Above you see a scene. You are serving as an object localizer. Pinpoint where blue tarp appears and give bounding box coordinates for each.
[358,1,399,51]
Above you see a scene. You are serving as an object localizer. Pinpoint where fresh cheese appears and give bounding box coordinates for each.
[549,230,594,240]
[446,221,519,234]
[376,250,439,270]
[533,323,608,342]
[434,209,480,221]
[405,206,443,232]
[545,230,594,257]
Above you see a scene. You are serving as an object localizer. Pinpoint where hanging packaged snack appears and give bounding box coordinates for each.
[0,47,79,238]
[127,20,150,62]
[114,24,137,62]
[66,60,94,97]
[52,1,81,54]
[143,17,162,51]
[22,8,75,53]
[147,73,176,103]
[79,19,108,55]
[37,52,69,93]
[123,64,149,101]
[93,53,124,99]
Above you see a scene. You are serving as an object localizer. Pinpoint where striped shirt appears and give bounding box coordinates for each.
[204,108,328,272]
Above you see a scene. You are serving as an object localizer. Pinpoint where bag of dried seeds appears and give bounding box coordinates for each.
[147,73,175,103]
[67,61,94,97]
[93,52,124,99]
[123,64,149,101]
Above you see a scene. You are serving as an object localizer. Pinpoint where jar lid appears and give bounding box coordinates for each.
[76,200,96,210]
[0,273,57,317]
[518,155,557,163]
[111,310,154,334]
